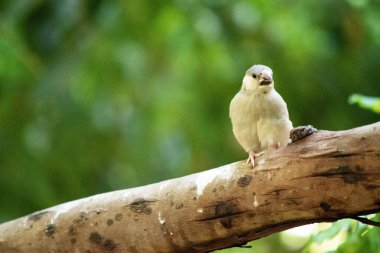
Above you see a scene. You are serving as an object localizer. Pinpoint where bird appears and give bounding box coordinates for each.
[229,64,293,166]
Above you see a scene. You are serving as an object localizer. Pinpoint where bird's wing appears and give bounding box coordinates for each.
[229,92,261,152]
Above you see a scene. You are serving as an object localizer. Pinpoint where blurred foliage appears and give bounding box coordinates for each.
[349,94,380,114]
[302,215,380,253]
[0,0,380,252]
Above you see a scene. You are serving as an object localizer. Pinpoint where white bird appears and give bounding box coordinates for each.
[229,64,293,166]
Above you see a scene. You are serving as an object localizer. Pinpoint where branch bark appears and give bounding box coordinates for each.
[1,122,380,253]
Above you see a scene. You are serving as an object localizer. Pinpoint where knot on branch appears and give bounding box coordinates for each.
[290,125,317,142]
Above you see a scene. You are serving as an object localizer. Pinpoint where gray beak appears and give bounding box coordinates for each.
[259,72,272,86]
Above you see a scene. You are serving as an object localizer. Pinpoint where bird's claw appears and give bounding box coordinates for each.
[246,151,265,167]
[246,152,255,167]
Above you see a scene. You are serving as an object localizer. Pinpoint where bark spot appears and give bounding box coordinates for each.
[79,212,88,219]
[70,238,77,244]
[220,218,233,228]
[283,196,303,206]
[175,203,184,209]
[237,175,252,187]
[365,184,380,190]
[130,198,153,214]
[341,168,361,183]
[103,239,117,251]
[68,225,77,236]
[74,212,89,224]
[191,199,247,229]
[107,219,113,226]
[89,232,102,244]
[300,147,309,154]
[264,188,286,197]
[45,224,57,237]
[309,166,366,184]
[215,202,235,229]
[320,202,331,212]
[215,202,235,216]
[115,213,123,221]
[28,211,50,221]
[89,232,117,251]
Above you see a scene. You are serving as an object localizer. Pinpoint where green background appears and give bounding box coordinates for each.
[1,0,379,252]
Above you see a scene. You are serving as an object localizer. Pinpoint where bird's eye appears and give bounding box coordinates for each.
[252,74,257,78]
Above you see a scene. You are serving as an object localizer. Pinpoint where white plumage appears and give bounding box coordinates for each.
[229,65,293,166]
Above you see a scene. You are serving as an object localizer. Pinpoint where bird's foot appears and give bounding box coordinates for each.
[246,152,255,167]
[269,141,280,150]
[246,151,265,167]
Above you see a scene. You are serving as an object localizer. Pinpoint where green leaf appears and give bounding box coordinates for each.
[348,94,380,114]
[311,221,349,244]
[302,221,349,253]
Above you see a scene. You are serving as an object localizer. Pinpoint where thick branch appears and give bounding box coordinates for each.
[1,122,380,253]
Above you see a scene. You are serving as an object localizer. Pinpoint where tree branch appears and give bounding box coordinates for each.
[349,216,380,226]
[1,122,380,253]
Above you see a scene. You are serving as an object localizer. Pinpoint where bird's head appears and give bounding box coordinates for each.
[242,64,274,92]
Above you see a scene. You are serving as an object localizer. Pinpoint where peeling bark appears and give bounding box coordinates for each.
[0,122,380,253]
